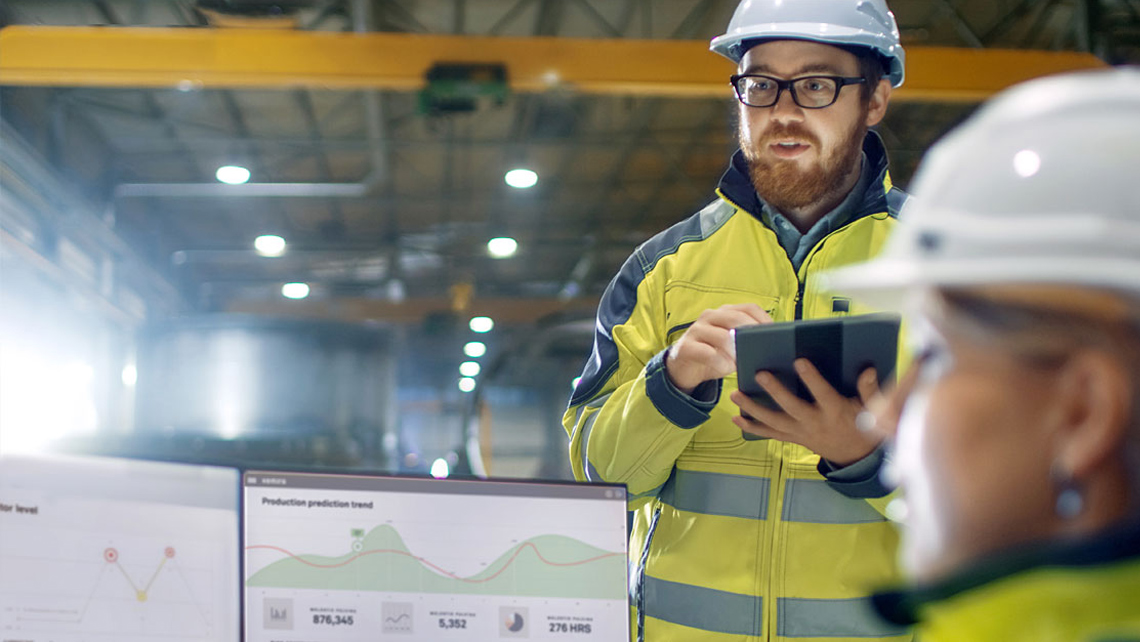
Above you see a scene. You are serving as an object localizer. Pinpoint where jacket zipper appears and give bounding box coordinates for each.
[636,506,662,642]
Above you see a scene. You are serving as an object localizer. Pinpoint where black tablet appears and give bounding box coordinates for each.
[733,313,901,440]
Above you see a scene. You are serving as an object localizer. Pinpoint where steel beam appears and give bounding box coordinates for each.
[0,26,1108,102]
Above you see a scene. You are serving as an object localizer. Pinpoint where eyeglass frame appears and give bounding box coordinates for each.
[730,73,868,109]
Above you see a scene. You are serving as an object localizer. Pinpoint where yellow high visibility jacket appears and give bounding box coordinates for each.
[563,133,911,642]
[872,522,1140,642]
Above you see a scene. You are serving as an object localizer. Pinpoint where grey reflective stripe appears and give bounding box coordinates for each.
[659,469,769,519]
[627,482,665,503]
[778,597,908,638]
[782,478,888,524]
[643,575,762,637]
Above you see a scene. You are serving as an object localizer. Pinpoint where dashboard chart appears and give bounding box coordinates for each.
[0,454,240,642]
[244,472,628,642]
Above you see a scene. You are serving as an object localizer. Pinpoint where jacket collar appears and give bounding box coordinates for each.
[872,517,1140,626]
[717,129,893,224]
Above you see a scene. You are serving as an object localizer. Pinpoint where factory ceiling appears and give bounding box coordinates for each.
[0,0,1137,389]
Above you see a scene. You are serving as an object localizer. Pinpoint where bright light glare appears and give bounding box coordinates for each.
[487,237,518,258]
[430,457,451,478]
[121,364,138,387]
[281,282,310,299]
[459,361,481,377]
[463,341,487,358]
[0,352,98,454]
[572,376,582,389]
[469,316,494,333]
[504,168,538,189]
[1013,149,1041,178]
[254,234,286,257]
[458,377,477,393]
[215,165,251,185]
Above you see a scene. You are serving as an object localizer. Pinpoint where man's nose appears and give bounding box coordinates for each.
[770,87,805,122]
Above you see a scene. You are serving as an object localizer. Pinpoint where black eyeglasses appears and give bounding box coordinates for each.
[730,74,867,109]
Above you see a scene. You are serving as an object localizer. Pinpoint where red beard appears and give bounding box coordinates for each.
[743,117,867,215]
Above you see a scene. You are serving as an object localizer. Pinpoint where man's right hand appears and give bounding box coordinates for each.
[665,303,773,394]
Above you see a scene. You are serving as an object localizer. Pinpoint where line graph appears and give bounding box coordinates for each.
[245,524,626,599]
[11,545,212,628]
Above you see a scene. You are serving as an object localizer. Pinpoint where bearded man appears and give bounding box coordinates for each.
[563,2,913,641]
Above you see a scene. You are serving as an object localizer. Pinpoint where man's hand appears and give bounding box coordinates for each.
[729,359,882,466]
[665,304,773,394]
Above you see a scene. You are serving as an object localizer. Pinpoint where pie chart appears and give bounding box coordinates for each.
[506,612,524,632]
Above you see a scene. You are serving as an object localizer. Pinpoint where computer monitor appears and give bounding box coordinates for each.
[0,453,241,642]
[243,471,629,641]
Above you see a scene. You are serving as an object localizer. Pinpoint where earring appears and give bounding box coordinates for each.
[1051,463,1084,520]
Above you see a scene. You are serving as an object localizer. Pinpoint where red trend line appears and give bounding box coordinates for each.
[245,542,623,583]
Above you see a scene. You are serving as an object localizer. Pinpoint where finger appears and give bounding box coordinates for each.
[729,389,796,431]
[731,413,785,440]
[699,306,773,331]
[724,303,773,325]
[875,354,927,439]
[856,367,879,405]
[754,371,813,420]
[680,323,738,365]
[791,359,845,407]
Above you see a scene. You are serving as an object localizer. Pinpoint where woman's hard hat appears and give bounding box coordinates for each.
[820,68,1140,310]
[710,0,906,87]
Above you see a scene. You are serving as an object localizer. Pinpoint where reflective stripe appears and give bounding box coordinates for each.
[659,469,769,519]
[627,482,665,503]
[778,596,908,638]
[782,478,888,524]
[644,575,762,637]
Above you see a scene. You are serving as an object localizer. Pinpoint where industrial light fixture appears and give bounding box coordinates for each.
[215,165,251,185]
[463,341,486,358]
[459,361,481,377]
[487,237,518,259]
[504,168,538,189]
[469,316,494,333]
[281,282,310,299]
[254,234,286,257]
[430,457,451,478]
[458,377,477,393]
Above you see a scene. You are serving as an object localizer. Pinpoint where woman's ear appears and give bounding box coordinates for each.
[1053,350,1132,480]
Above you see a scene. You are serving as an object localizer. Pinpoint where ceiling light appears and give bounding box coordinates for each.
[459,361,481,377]
[487,237,518,259]
[463,341,486,358]
[504,168,538,189]
[121,364,138,387]
[469,316,494,333]
[254,234,286,257]
[458,377,477,393]
[216,165,251,185]
[430,457,450,478]
[281,282,310,299]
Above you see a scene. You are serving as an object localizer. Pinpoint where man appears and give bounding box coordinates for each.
[563,1,912,640]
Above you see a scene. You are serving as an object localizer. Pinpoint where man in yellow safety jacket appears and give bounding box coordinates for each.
[563,1,912,640]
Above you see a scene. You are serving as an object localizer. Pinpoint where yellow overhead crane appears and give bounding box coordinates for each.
[0,26,1107,102]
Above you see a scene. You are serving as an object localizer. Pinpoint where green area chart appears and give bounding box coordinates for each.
[246,525,626,600]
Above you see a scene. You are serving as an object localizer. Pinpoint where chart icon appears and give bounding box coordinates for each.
[382,602,414,634]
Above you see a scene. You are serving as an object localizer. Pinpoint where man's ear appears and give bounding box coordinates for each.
[865,78,891,127]
[1053,350,1132,480]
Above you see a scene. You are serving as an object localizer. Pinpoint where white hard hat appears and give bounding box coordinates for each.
[710,0,905,87]
[820,68,1140,310]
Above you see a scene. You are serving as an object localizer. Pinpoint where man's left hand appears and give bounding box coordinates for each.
[729,359,881,466]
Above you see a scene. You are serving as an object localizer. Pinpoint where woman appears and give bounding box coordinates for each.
[821,68,1140,641]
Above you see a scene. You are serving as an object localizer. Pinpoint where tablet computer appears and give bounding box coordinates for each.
[733,313,901,440]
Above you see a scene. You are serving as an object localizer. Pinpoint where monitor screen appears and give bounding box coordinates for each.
[0,454,241,642]
[243,471,629,641]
